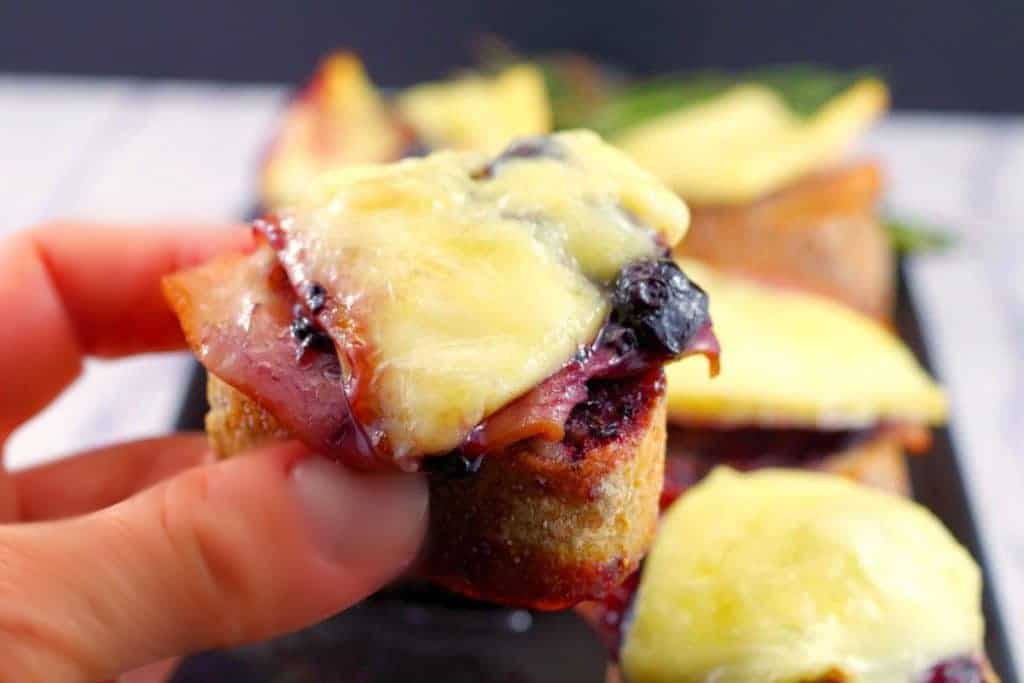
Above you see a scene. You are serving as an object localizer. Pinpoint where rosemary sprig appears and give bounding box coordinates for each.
[584,65,874,137]
[885,217,955,253]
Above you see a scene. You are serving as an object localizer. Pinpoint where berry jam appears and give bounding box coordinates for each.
[921,656,985,683]
[588,572,640,660]
[660,426,875,509]
[562,372,661,460]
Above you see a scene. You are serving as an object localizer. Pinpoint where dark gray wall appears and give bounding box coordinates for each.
[1,0,1020,112]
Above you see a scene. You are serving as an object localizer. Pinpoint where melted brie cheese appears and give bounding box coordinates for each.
[281,131,687,463]
[622,468,984,683]
[614,78,888,204]
[397,65,552,153]
[665,260,946,428]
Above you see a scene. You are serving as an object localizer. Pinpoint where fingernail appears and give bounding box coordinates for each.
[289,455,427,565]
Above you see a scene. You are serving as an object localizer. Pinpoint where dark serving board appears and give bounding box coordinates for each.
[170,263,1019,683]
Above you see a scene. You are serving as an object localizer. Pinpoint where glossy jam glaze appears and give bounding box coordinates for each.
[660,425,876,508]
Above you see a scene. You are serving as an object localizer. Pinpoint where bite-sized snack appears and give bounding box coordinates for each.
[604,72,892,319]
[662,423,924,502]
[611,76,887,205]
[681,162,891,321]
[165,131,717,608]
[662,259,945,498]
[261,53,411,210]
[262,52,552,209]
[396,64,551,153]
[597,468,996,683]
[666,260,944,427]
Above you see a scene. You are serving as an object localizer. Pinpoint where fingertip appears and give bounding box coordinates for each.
[192,440,427,609]
[215,440,428,580]
[0,439,430,680]
[289,454,428,576]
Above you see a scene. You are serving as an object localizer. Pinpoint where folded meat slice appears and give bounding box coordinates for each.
[164,247,382,466]
[167,246,596,468]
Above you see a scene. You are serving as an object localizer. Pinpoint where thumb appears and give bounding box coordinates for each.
[0,441,427,682]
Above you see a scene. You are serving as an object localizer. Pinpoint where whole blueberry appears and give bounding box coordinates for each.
[609,259,709,358]
[474,136,563,179]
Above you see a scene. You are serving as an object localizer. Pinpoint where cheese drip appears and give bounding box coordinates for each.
[622,468,984,683]
[280,131,689,463]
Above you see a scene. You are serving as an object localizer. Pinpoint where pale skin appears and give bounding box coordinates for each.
[0,223,428,682]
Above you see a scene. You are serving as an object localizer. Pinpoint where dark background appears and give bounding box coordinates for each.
[1,0,1021,112]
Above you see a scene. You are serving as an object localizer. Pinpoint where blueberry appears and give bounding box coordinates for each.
[499,136,562,161]
[597,323,639,357]
[608,259,709,358]
[401,141,431,158]
[474,136,563,179]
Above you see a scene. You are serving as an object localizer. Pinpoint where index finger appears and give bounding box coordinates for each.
[0,222,252,439]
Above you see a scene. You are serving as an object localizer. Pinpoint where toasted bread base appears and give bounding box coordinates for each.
[205,371,666,608]
[678,162,893,322]
[424,380,666,609]
[810,428,910,495]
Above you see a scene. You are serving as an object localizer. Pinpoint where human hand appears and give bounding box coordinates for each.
[0,223,428,682]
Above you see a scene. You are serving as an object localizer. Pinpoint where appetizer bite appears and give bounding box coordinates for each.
[661,259,946,499]
[262,52,551,208]
[261,53,411,210]
[603,71,893,320]
[592,468,995,683]
[396,63,550,153]
[265,57,895,318]
[165,131,717,608]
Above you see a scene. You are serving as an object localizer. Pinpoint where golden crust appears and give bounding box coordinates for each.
[205,372,666,608]
[424,388,666,609]
[678,162,893,321]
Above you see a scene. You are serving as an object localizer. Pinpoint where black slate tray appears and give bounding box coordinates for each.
[170,263,1019,683]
